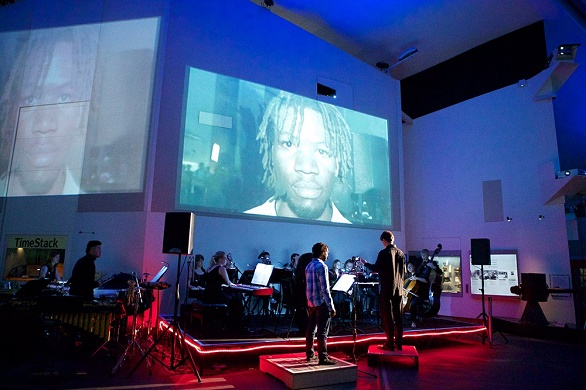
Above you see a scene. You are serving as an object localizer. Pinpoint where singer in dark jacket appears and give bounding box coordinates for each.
[361,231,405,350]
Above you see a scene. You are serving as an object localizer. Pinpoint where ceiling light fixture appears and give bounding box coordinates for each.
[376,47,418,74]
[376,61,390,72]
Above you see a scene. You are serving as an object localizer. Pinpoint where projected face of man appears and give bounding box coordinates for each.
[272,107,338,220]
[11,40,87,195]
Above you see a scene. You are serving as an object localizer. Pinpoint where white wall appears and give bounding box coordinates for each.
[0,0,404,317]
[403,68,574,324]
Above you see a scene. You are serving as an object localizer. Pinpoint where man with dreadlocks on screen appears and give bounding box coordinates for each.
[245,91,353,223]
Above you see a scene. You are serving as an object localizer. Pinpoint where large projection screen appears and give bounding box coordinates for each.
[178,67,394,228]
[0,18,159,197]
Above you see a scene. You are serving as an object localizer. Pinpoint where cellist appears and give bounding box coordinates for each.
[406,249,432,328]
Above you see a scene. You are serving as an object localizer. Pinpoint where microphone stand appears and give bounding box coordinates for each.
[128,250,201,381]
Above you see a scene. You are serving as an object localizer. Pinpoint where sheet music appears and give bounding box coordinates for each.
[332,274,355,293]
[150,265,168,283]
[251,263,274,286]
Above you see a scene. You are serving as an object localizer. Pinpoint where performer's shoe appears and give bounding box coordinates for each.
[377,344,394,351]
[411,321,417,328]
[306,354,316,362]
[318,357,337,365]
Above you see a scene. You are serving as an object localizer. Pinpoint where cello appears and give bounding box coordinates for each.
[402,244,442,315]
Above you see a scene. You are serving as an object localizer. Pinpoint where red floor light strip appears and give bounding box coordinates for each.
[155,317,487,357]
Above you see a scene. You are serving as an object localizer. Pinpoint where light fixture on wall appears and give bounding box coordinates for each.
[538,214,545,220]
[518,79,526,88]
[547,43,581,67]
[506,216,512,222]
[556,44,580,61]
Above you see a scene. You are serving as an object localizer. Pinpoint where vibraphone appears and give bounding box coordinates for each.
[45,301,120,341]
[1,295,122,341]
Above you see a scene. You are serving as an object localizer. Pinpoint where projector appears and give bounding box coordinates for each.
[556,169,586,179]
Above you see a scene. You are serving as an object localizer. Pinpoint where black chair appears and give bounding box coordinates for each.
[189,299,228,338]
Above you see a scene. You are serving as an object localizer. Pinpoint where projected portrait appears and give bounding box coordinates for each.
[0,26,97,196]
[245,92,353,222]
[0,19,158,197]
[179,67,393,227]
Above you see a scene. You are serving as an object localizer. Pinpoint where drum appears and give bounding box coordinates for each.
[124,285,154,314]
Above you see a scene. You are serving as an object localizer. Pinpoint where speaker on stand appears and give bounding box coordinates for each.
[471,238,491,344]
[129,212,201,381]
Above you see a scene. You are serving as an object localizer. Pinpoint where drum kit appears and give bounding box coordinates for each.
[98,270,169,315]
[110,268,169,374]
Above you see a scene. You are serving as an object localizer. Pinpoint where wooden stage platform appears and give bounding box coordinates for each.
[259,353,357,389]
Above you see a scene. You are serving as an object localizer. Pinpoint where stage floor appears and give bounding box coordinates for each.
[160,312,486,369]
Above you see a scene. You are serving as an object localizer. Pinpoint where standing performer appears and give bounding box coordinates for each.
[305,242,337,365]
[361,231,405,350]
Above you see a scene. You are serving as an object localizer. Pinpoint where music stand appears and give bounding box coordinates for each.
[330,274,356,334]
[128,249,201,381]
[142,265,168,341]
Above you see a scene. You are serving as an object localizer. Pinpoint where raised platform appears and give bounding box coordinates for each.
[367,344,419,367]
[156,314,485,370]
[259,353,356,389]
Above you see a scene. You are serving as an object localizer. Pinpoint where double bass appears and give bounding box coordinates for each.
[402,244,442,315]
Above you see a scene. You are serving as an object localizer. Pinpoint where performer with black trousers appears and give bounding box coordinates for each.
[360,230,405,350]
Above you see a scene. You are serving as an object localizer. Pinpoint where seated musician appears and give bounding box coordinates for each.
[284,252,299,273]
[343,259,355,274]
[189,254,206,300]
[329,259,347,315]
[225,253,239,283]
[39,250,62,282]
[329,259,342,285]
[293,252,313,332]
[204,251,243,330]
[407,249,432,327]
[255,250,280,315]
[331,259,355,320]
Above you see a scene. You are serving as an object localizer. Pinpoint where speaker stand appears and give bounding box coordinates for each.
[184,257,192,305]
[475,265,488,344]
[487,296,508,348]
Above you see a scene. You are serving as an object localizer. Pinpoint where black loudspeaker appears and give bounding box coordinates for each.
[471,238,491,266]
[162,212,195,254]
[520,273,549,302]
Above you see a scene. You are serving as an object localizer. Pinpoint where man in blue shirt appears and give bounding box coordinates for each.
[305,242,337,365]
